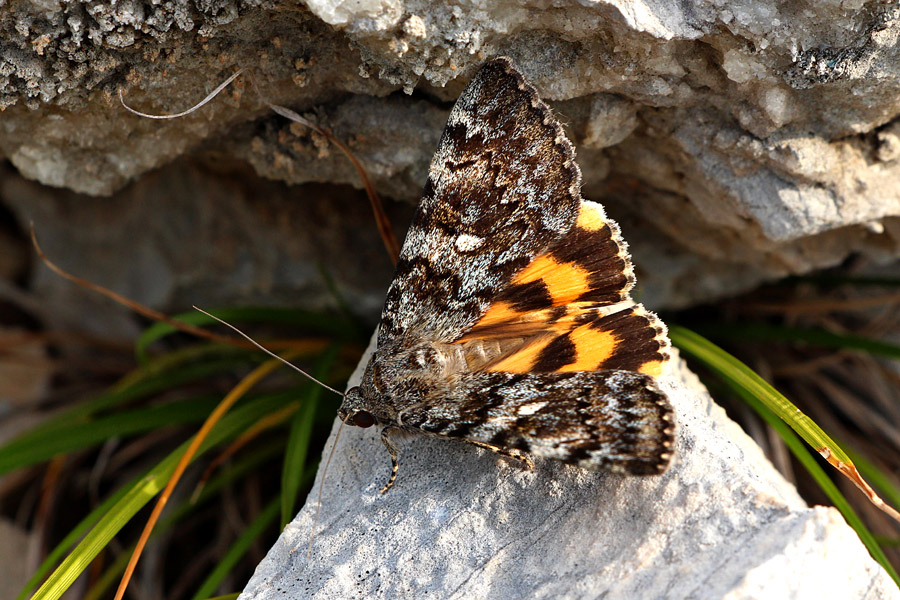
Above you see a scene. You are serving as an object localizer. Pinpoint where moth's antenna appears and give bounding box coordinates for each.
[118,73,356,557]
[193,308,349,558]
[307,418,344,560]
[192,306,344,397]
[119,69,245,119]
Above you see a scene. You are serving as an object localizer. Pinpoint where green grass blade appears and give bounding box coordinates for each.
[190,498,281,600]
[875,537,900,547]
[0,396,220,475]
[81,440,287,600]
[669,326,853,464]
[280,345,340,528]
[675,326,900,522]
[670,326,900,586]
[281,398,319,528]
[5,347,253,448]
[197,593,240,600]
[16,482,132,600]
[28,391,296,600]
[191,464,318,600]
[727,378,900,586]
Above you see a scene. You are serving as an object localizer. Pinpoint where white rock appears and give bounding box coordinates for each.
[7,0,900,319]
[303,0,402,29]
[239,338,898,600]
[582,94,639,150]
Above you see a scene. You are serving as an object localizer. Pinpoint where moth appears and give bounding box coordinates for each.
[338,57,675,492]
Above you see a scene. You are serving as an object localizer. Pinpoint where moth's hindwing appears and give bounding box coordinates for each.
[456,198,670,379]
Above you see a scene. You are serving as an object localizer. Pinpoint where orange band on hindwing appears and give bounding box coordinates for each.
[456,199,667,377]
[512,255,592,306]
[556,326,617,372]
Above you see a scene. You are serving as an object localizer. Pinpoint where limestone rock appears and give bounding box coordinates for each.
[0,161,408,336]
[3,0,900,317]
[238,338,899,600]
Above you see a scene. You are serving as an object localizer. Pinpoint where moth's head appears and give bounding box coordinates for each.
[338,386,377,429]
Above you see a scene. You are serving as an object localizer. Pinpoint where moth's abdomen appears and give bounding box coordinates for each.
[436,338,533,374]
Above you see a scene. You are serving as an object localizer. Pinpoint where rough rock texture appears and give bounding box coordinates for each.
[1,160,411,335]
[4,0,900,324]
[239,338,899,600]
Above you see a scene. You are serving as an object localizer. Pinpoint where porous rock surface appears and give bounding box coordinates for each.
[238,339,899,600]
[3,0,900,326]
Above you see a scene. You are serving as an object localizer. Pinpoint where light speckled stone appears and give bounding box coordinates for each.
[238,336,899,600]
[4,0,900,316]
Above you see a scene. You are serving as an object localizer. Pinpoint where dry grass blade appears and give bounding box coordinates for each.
[265,103,401,265]
[771,351,849,378]
[742,292,900,314]
[812,372,900,450]
[30,224,252,350]
[190,403,299,503]
[118,69,244,119]
[820,448,900,523]
[120,66,401,265]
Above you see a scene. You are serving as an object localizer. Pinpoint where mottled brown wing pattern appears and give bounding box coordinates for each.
[378,59,582,346]
[400,371,673,475]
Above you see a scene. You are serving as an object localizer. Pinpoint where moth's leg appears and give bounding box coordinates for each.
[379,426,403,494]
[469,441,535,469]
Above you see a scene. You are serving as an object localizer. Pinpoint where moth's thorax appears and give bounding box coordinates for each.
[339,337,525,428]
[372,338,527,387]
[368,340,465,389]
